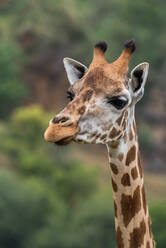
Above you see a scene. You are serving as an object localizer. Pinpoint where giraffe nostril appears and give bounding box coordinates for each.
[52,116,69,124]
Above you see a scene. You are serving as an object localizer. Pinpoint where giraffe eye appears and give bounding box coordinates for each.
[107,96,128,110]
[67,91,75,101]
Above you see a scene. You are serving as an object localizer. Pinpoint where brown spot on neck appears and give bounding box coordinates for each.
[110,162,119,174]
[129,218,146,248]
[121,185,141,227]
[126,145,136,166]
[112,178,118,192]
[116,226,124,248]
[121,173,131,186]
[131,166,138,180]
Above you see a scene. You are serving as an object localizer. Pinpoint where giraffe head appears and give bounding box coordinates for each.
[44,40,149,145]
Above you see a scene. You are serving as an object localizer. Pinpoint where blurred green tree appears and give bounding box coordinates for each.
[24,187,116,248]
[73,0,166,69]
[138,121,154,151]
[0,42,28,119]
[0,169,61,248]
[69,187,116,248]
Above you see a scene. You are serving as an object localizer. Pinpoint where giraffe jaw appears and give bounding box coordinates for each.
[55,136,74,145]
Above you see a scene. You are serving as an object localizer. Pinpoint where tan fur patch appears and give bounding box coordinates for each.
[129,218,146,248]
[116,226,124,248]
[121,186,141,227]
[126,145,136,166]
[131,166,138,180]
[121,173,131,186]
[110,162,119,174]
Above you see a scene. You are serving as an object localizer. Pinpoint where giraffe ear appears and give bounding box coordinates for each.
[63,58,88,85]
[130,62,149,101]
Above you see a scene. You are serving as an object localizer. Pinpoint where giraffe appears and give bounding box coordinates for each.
[44,40,155,248]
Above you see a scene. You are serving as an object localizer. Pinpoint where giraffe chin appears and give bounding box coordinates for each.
[54,136,74,146]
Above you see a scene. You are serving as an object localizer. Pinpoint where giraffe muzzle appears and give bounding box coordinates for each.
[44,122,79,145]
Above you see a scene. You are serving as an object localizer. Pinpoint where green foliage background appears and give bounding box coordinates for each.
[0,0,165,247]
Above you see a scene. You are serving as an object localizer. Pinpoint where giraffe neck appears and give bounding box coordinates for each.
[107,118,155,248]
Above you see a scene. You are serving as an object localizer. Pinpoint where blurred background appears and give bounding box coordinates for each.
[0,0,166,247]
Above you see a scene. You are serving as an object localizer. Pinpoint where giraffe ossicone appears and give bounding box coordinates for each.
[44,40,155,248]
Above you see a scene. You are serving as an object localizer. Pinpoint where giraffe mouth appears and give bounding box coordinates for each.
[44,122,78,145]
[54,136,74,146]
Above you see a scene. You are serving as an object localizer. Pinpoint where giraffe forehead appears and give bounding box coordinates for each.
[73,67,126,96]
